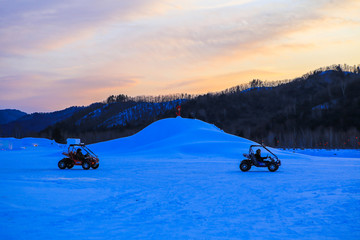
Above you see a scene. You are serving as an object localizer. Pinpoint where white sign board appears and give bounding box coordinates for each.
[66,138,81,145]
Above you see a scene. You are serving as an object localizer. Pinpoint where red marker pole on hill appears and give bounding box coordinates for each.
[176,105,181,117]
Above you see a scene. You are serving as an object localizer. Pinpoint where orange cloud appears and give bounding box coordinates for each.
[161,70,281,94]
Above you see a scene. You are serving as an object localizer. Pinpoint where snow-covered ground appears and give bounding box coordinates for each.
[1,117,360,239]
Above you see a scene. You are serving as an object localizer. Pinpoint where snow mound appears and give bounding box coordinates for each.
[92,117,255,158]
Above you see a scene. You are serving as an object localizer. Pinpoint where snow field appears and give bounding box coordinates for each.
[1,117,360,239]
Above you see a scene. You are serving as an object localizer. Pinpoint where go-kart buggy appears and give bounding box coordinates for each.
[240,144,281,172]
[58,143,99,170]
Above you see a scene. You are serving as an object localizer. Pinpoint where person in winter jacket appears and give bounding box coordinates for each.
[255,149,268,163]
[76,148,85,161]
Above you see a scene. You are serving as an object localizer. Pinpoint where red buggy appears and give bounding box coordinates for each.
[58,143,99,170]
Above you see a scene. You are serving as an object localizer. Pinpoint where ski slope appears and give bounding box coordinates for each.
[1,117,360,239]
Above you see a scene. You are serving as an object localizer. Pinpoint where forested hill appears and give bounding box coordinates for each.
[0,109,27,124]
[0,107,83,137]
[2,64,360,148]
[179,66,360,148]
[38,98,188,143]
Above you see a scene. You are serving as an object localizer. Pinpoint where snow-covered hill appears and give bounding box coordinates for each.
[1,117,360,239]
[91,117,255,157]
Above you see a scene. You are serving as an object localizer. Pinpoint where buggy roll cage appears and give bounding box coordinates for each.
[249,144,279,161]
[68,143,98,158]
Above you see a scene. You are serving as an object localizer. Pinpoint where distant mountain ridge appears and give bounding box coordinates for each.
[0,109,27,124]
[0,107,83,137]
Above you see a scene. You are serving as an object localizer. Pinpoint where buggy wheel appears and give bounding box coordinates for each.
[66,161,74,169]
[240,161,251,172]
[82,161,91,170]
[58,160,66,169]
[91,163,99,169]
[268,163,279,172]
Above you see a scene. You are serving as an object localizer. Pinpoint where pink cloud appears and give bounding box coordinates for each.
[0,0,167,55]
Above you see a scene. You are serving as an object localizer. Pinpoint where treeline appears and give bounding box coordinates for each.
[211,64,360,96]
[300,64,360,79]
[105,93,194,104]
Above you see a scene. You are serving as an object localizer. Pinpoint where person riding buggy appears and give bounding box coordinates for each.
[240,144,281,172]
[255,149,268,164]
[58,143,99,170]
[76,148,85,161]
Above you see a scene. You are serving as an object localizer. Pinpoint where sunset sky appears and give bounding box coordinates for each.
[1,0,359,113]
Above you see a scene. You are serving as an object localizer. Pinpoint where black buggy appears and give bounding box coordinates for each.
[240,144,281,172]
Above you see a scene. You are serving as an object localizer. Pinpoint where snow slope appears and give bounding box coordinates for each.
[1,117,360,239]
